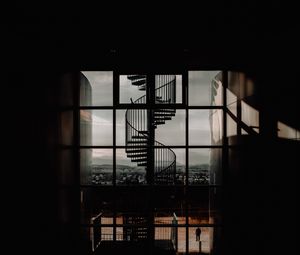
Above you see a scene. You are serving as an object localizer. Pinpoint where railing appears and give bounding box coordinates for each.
[91,213,102,251]
[125,75,177,185]
[155,75,176,104]
[171,213,178,251]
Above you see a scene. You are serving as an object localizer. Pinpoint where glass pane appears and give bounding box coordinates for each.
[155,75,182,104]
[177,227,186,253]
[116,148,147,185]
[116,110,126,145]
[120,75,147,104]
[188,227,216,254]
[189,110,223,145]
[226,114,237,137]
[80,110,113,146]
[154,148,183,185]
[120,108,148,146]
[189,71,222,106]
[88,225,113,243]
[155,110,185,146]
[187,187,209,224]
[278,121,300,140]
[209,187,223,224]
[211,109,223,145]
[60,111,73,146]
[241,101,259,133]
[80,149,113,185]
[80,71,113,106]
[115,188,152,215]
[155,226,172,241]
[226,88,237,116]
[100,227,113,241]
[154,188,186,224]
[189,149,222,185]
[80,188,114,224]
[173,149,186,185]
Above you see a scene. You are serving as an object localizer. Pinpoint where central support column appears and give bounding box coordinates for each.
[147,73,155,184]
[146,73,155,253]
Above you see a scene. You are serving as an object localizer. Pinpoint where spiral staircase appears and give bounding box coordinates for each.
[125,74,177,185]
[121,75,177,242]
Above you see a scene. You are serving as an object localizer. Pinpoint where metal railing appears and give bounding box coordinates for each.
[125,75,177,185]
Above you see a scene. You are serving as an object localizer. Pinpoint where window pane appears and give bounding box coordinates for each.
[187,187,222,225]
[80,71,113,106]
[153,187,186,225]
[80,188,114,224]
[278,121,300,140]
[80,149,113,185]
[120,75,147,104]
[116,148,147,185]
[226,114,237,137]
[155,110,185,146]
[241,101,259,133]
[189,71,222,106]
[227,88,237,116]
[187,187,209,224]
[80,110,113,146]
[119,108,148,146]
[177,227,186,253]
[173,149,186,185]
[188,227,218,254]
[211,109,223,145]
[155,75,182,104]
[116,110,126,145]
[209,187,223,224]
[189,149,222,185]
[189,110,223,145]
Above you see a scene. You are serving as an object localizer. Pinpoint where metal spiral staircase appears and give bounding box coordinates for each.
[123,75,177,242]
[125,75,177,185]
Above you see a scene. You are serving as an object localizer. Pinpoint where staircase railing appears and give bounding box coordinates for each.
[125,75,177,185]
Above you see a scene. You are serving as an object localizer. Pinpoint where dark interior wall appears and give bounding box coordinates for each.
[5,3,299,255]
[226,136,299,255]
[225,69,300,255]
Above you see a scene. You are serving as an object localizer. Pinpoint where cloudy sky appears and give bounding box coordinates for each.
[80,71,221,166]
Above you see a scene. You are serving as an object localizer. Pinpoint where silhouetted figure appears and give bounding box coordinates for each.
[196,227,201,241]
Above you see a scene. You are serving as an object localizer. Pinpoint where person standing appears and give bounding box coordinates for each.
[196,227,201,241]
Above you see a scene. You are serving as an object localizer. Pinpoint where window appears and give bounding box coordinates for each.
[59,71,226,254]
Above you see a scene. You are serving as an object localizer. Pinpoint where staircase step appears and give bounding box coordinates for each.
[132,136,148,140]
[156,99,170,103]
[154,112,176,116]
[131,158,147,162]
[127,75,146,80]
[155,121,165,125]
[139,131,149,135]
[132,79,146,86]
[126,149,148,153]
[138,163,147,166]
[128,141,148,144]
[154,117,172,121]
[127,153,148,158]
[138,85,146,91]
[154,109,176,113]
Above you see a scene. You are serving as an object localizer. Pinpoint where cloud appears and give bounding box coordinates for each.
[81,71,113,106]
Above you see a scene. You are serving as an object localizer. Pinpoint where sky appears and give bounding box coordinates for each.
[80,71,221,165]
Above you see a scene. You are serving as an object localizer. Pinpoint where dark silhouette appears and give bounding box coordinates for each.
[196,227,201,241]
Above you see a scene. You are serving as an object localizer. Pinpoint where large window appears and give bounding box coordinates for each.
[73,71,225,254]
